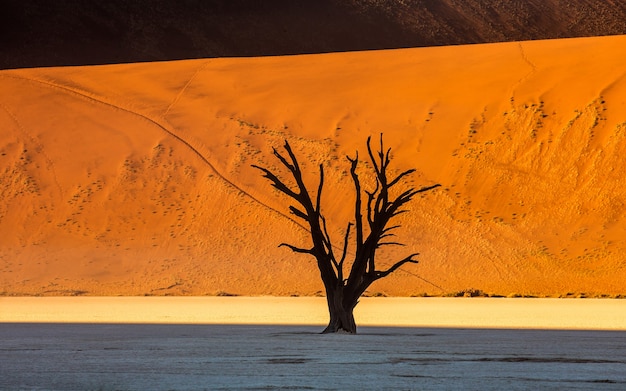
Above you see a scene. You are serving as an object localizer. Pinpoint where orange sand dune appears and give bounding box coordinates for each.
[1,35,626,297]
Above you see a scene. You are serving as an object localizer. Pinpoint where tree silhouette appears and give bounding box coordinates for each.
[253,135,440,333]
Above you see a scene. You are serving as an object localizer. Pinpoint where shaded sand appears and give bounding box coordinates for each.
[1,297,625,330]
[2,35,626,296]
[5,325,626,390]
[6,1,626,70]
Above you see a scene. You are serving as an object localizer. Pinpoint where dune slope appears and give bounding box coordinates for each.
[1,35,626,296]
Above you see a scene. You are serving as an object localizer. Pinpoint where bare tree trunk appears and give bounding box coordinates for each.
[322,284,357,334]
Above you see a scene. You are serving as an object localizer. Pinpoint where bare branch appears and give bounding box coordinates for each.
[289,206,308,220]
[386,184,440,218]
[271,147,291,170]
[320,215,338,268]
[280,141,302,175]
[365,185,378,228]
[272,141,319,215]
[339,222,353,267]
[347,153,364,248]
[377,241,406,248]
[251,165,299,200]
[388,168,416,188]
[416,183,442,194]
[384,146,391,168]
[382,224,401,235]
[373,188,386,224]
[279,243,314,254]
[379,233,397,241]
[315,164,324,213]
[374,254,420,280]
[366,136,379,176]
[386,188,421,217]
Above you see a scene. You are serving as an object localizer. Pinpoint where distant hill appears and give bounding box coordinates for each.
[2,0,626,69]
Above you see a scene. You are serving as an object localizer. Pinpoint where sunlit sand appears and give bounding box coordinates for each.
[2,35,626,297]
[1,297,625,330]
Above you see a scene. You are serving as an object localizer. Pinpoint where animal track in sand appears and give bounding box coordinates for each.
[0,98,64,197]
[3,73,304,232]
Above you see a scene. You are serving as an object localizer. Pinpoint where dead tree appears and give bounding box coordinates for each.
[253,135,440,333]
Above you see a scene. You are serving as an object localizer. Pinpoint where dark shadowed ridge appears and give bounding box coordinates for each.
[2,0,626,69]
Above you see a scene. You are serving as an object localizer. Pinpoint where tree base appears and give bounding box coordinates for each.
[322,327,355,334]
[321,313,357,334]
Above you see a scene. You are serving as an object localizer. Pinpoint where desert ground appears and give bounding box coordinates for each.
[1,34,626,297]
[4,322,625,390]
[2,296,625,330]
